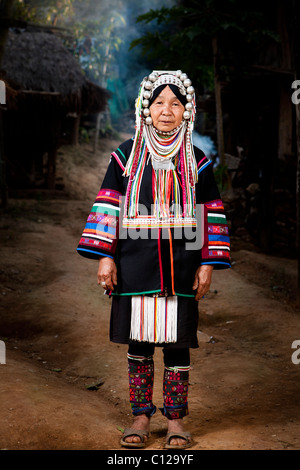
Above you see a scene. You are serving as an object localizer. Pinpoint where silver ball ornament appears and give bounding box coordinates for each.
[185,102,193,111]
[176,70,182,77]
[183,110,191,120]
[144,80,153,90]
[143,90,151,99]
[142,99,150,108]
[149,72,158,82]
[180,73,188,81]
[187,86,195,95]
[186,94,193,102]
[145,116,153,125]
[143,108,150,117]
[184,78,192,88]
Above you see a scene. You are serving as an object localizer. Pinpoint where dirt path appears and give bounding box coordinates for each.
[1,139,300,450]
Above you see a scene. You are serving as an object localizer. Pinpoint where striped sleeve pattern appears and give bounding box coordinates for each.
[201,199,231,268]
[77,188,121,259]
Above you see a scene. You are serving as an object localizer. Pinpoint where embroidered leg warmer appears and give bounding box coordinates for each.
[161,366,190,420]
[127,353,157,417]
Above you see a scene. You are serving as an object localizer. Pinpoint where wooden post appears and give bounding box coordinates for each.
[0,0,15,64]
[0,0,16,208]
[93,42,110,153]
[292,0,300,306]
[0,108,7,207]
[47,147,57,190]
[70,114,80,146]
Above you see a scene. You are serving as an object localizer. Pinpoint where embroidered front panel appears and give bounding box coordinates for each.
[77,188,121,258]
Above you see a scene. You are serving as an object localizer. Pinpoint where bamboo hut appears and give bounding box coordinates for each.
[0,30,109,192]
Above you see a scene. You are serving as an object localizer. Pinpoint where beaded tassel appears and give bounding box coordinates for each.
[130,295,178,343]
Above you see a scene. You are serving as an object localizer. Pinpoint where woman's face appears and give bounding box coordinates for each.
[149,85,185,133]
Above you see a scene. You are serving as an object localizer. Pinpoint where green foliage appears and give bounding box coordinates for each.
[13,0,78,26]
[13,1,126,86]
[213,164,229,193]
[67,13,125,85]
[79,127,89,144]
[131,0,280,92]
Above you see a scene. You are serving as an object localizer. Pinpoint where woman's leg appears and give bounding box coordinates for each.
[162,347,191,447]
[123,343,156,445]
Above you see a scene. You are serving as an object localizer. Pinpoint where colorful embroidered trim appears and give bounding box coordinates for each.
[197,156,212,174]
[77,188,121,258]
[160,367,189,420]
[128,355,156,417]
[201,199,231,266]
[122,216,197,229]
[111,151,125,172]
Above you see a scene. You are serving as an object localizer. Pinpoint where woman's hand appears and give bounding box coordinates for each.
[97,257,117,291]
[192,265,214,301]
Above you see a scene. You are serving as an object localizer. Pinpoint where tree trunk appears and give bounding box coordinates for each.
[295,103,300,305]
[47,147,57,190]
[93,112,102,153]
[93,43,110,153]
[71,115,80,146]
[0,0,15,64]
[292,0,300,305]
[0,0,15,208]
[212,35,231,190]
[0,109,7,207]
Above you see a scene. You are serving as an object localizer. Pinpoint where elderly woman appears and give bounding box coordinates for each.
[77,70,231,449]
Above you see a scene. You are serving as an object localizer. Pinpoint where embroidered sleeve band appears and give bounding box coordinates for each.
[201,199,231,268]
[77,188,122,259]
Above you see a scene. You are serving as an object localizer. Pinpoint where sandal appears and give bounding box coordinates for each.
[165,431,193,449]
[120,428,151,448]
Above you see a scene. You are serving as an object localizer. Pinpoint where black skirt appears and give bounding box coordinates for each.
[110,294,199,349]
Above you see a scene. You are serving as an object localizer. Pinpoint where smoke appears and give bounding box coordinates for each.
[76,0,215,151]
[102,0,177,128]
[192,132,217,160]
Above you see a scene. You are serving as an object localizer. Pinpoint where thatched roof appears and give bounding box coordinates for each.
[0,30,108,114]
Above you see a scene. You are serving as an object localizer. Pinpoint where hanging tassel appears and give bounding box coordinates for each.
[130,296,178,343]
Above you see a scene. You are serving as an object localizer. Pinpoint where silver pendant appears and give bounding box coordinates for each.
[151,158,175,171]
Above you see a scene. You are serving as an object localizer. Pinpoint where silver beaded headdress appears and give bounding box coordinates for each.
[139,70,196,126]
[123,70,198,220]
